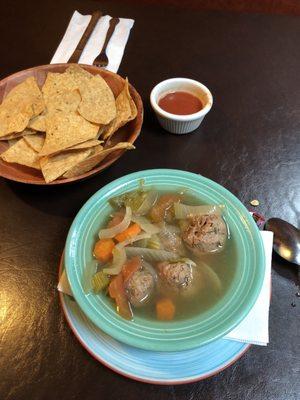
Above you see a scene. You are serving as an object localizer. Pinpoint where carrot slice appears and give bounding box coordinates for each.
[93,238,115,263]
[122,256,142,283]
[156,298,175,321]
[149,194,181,223]
[115,223,141,243]
[109,273,133,320]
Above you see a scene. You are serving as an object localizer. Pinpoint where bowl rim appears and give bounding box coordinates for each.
[150,78,213,121]
[65,169,265,351]
[0,63,143,185]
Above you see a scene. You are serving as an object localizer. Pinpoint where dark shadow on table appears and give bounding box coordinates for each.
[110,0,300,16]
[5,166,131,218]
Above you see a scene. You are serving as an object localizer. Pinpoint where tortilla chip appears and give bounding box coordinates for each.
[8,138,19,147]
[39,111,99,156]
[0,128,36,141]
[63,142,135,178]
[96,125,106,139]
[41,67,92,116]
[4,76,44,116]
[0,138,40,169]
[42,72,75,100]
[78,75,116,124]
[67,139,103,151]
[42,66,91,104]
[27,115,46,131]
[0,77,44,137]
[40,147,92,183]
[102,79,136,140]
[65,64,93,80]
[23,133,45,152]
[46,90,81,113]
[129,94,137,121]
[0,110,29,138]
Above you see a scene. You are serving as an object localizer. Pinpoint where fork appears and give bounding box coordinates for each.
[93,17,120,68]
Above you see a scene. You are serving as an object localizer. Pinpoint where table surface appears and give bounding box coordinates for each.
[1,1,299,399]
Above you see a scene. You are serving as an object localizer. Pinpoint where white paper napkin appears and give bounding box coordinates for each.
[58,231,273,347]
[57,268,73,297]
[51,10,134,73]
[224,230,273,345]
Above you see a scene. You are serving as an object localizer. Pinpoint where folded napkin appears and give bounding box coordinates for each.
[57,268,72,297]
[224,230,273,345]
[51,10,134,73]
[58,231,273,347]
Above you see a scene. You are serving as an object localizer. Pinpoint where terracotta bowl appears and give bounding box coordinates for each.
[0,64,143,185]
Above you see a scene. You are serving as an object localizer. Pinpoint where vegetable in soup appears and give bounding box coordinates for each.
[89,187,237,321]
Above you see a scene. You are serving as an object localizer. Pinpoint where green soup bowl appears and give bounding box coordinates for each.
[65,169,265,351]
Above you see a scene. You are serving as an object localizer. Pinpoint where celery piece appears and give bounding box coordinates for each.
[92,270,110,293]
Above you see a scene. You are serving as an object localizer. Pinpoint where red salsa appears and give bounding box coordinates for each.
[158,91,203,115]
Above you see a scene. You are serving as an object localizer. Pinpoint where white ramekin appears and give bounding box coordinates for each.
[150,78,213,134]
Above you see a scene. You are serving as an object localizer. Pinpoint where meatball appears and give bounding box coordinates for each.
[182,213,227,253]
[157,261,193,289]
[125,270,154,307]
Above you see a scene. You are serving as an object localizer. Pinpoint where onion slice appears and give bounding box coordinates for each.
[174,203,226,219]
[117,233,151,248]
[159,222,181,234]
[131,216,161,235]
[136,191,158,216]
[125,247,179,263]
[99,206,132,239]
[103,233,151,275]
[199,262,222,293]
[179,257,197,267]
[103,246,127,275]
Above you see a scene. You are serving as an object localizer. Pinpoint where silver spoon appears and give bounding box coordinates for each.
[265,218,300,279]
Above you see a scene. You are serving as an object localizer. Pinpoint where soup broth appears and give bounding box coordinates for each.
[132,191,237,321]
[91,187,237,322]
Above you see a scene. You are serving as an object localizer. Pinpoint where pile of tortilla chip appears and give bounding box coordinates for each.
[0,65,137,182]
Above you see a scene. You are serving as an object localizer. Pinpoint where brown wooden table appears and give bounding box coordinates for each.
[0,1,299,399]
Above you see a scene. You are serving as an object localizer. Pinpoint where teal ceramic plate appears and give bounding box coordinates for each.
[59,260,250,384]
[65,169,265,351]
